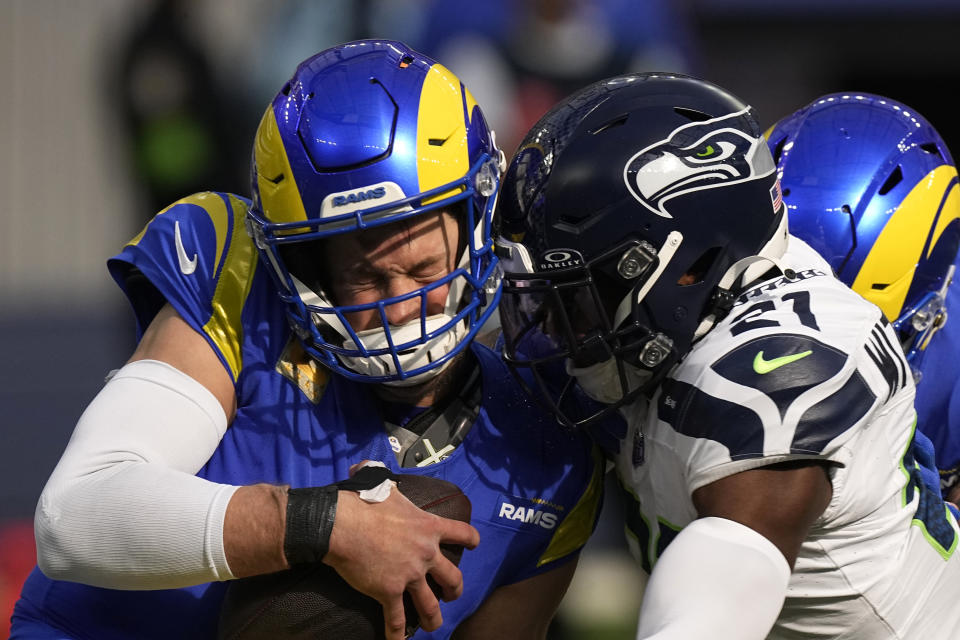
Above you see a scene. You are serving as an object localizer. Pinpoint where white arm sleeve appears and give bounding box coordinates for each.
[35,359,239,589]
[636,517,790,640]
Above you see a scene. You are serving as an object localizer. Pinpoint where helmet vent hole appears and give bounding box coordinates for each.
[679,246,721,286]
[674,107,712,122]
[399,55,415,68]
[590,115,628,135]
[281,82,291,96]
[771,136,788,164]
[872,283,889,290]
[878,166,903,195]
[266,173,285,185]
[782,188,791,197]
[920,143,943,158]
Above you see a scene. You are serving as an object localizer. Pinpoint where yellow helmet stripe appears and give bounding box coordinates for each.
[253,106,309,223]
[416,64,471,206]
[852,165,960,321]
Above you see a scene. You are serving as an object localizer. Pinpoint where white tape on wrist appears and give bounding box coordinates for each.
[353,460,397,503]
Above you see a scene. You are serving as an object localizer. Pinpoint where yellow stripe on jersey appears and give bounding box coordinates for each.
[202,194,259,381]
[416,64,471,206]
[852,166,960,321]
[125,194,203,249]
[537,445,605,567]
[205,193,231,278]
[125,192,228,257]
[253,106,309,224]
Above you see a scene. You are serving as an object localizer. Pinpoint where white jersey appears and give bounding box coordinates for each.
[616,236,960,639]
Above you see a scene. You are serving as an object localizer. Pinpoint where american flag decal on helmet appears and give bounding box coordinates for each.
[770,179,783,212]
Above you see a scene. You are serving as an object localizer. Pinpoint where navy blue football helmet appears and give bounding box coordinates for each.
[497,73,788,427]
[768,93,960,381]
[247,40,504,384]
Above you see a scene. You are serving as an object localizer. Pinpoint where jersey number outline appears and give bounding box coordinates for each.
[729,291,820,337]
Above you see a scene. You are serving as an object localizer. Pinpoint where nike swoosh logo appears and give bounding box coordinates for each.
[753,349,813,374]
[174,220,198,275]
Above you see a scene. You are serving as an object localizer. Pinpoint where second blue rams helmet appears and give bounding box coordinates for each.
[768,93,960,379]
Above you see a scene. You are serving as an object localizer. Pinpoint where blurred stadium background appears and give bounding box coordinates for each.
[2,1,958,637]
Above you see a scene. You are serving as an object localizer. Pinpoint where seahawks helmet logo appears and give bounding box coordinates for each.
[622,108,775,219]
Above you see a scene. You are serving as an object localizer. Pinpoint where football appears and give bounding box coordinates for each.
[217,474,472,640]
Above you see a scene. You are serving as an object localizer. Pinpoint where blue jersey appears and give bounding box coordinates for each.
[915,254,960,494]
[12,192,603,640]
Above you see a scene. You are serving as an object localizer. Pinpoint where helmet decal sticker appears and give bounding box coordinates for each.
[538,249,585,270]
[623,108,775,218]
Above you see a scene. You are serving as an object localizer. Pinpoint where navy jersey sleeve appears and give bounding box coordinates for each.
[107,192,259,381]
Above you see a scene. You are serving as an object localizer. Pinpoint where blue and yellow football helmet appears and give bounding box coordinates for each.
[247,40,504,384]
[767,93,960,380]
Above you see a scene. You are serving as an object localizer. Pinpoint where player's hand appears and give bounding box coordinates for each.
[324,484,480,640]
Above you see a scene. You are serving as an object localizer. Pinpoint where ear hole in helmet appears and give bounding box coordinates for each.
[678,246,722,286]
[399,54,414,68]
[878,166,903,195]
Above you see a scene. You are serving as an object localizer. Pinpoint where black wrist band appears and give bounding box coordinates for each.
[284,485,339,566]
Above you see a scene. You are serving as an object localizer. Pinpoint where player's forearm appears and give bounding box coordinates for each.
[223,483,290,577]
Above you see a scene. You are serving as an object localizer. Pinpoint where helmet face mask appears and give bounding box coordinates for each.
[247,40,504,384]
[499,238,676,428]
[768,92,960,379]
[497,72,787,427]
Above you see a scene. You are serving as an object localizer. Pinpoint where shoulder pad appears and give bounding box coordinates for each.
[108,192,259,379]
[667,332,877,460]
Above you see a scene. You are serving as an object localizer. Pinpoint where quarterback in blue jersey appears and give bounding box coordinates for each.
[497,74,960,638]
[767,93,960,503]
[11,41,602,640]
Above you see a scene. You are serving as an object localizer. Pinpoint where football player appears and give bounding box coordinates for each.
[496,73,960,638]
[767,93,960,504]
[11,41,603,640]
